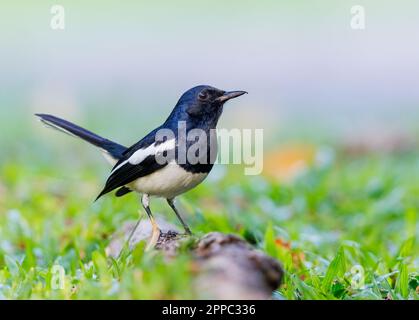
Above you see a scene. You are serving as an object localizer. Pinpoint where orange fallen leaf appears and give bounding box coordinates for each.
[275,238,291,250]
[264,144,316,182]
[275,237,305,269]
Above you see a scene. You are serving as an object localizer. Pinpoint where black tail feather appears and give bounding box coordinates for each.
[35,113,127,160]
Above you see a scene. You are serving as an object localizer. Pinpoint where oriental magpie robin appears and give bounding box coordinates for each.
[36,85,247,249]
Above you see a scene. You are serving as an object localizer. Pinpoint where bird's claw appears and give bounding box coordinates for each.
[145,225,161,251]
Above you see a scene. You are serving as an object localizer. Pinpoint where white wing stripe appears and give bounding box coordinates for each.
[111,139,176,174]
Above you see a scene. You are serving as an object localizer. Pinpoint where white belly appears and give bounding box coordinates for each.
[127,162,208,199]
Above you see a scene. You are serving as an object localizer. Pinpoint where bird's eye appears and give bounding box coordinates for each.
[198,91,209,101]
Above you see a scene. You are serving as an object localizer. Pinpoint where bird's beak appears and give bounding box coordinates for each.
[216,90,248,103]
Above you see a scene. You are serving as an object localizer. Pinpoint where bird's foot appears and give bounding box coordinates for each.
[145,224,161,251]
[180,231,193,238]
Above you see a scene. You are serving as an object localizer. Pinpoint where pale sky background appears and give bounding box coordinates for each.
[0,0,418,142]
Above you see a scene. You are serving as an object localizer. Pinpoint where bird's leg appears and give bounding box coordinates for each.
[141,194,161,251]
[167,198,192,235]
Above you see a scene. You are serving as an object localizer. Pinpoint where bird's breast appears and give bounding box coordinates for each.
[128,161,208,199]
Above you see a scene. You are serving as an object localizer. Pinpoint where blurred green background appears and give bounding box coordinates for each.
[0,1,418,299]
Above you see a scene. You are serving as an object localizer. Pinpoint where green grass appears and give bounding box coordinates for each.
[0,142,418,299]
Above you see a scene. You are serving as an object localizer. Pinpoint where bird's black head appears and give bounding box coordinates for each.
[165,85,247,129]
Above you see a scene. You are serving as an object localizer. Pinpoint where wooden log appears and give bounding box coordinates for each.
[106,219,284,300]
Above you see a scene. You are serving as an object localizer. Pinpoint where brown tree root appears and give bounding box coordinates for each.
[106,219,284,299]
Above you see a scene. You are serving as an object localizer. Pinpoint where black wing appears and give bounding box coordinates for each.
[95,125,177,200]
[115,186,132,197]
[95,154,167,201]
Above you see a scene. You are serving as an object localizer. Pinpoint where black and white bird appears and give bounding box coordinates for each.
[36,85,246,249]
